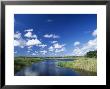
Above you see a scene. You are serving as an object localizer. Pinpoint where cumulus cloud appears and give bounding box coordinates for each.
[49,42,66,53]
[55,48,65,53]
[40,50,47,55]
[44,34,59,38]
[24,31,37,38]
[14,40,20,46]
[14,32,25,48]
[14,51,17,54]
[48,43,66,53]
[14,29,42,49]
[53,43,65,49]
[35,51,38,53]
[53,35,59,38]
[14,38,26,48]
[14,32,21,39]
[73,29,97,56]
[26,39,41,46]
[27,50,30,53]
[27,46,32,49]
[92,29,97,37]
[51,41,58,44]
[27,46,33,52]
[74,41,80,46]
[48,46,54,52]
[24,31,31,37]
[24,30,41,46]
[73,38,97,56]
[38,44,47,48]
[44,34,53,38]
[31,53,36,56]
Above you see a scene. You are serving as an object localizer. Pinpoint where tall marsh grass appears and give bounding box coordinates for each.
[58,57,97,76]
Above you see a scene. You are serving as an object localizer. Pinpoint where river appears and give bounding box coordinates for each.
[15,59,79,76]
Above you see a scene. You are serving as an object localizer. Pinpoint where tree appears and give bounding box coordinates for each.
[86,50,97,58]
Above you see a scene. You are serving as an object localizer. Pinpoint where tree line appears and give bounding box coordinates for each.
[85,50,97,58]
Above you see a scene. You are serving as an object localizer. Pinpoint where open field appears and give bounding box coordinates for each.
[14,57,43,74]
[57,57,97,76]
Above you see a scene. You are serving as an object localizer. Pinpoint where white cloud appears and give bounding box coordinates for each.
[24,31,37,38]
[32,35,37,38]
[44,34,59,38]
[44,34,53,38]
[14,40,20,46]
[73,38,97,56]
[48,43,66,53]
[48,46,54,52]
[25,29,33,32]
[14,30,41,49]
[31,53,36,56]
[35,51,38,53]
[25,32,31,38]
[14,38,26,48]
[92,29,97,37]
[14,51,17,54]
[74,41,80,46]
[55,48,65,53]
[40,50,47,55]
[18,39,26,48]
[38,44,47,48]
[73,29,97,56]
[26,39,41,46]
[53,43,65,49]
[14,32,21,39]
[27,46,33,51]
[53,35,59,38]
[88,39,97,47]
[27,46,32,49]
[14,31,26,48]
[51,41,58,44]
[27,50,30,53]
[20,46,25,48]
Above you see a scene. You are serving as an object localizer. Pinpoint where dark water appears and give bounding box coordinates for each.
[15,59,79,76]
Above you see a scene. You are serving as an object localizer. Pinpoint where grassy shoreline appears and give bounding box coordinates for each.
[57,57,97,76]
[14,57,44,74]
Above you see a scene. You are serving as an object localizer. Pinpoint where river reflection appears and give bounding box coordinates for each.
[15,59,79,76]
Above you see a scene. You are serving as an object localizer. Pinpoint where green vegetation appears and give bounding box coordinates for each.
[14,51,97,76]
[58,57,97,76]
[85,50,97,58]
[14,57,43,74]
[44,56,81,59]
[57,51,97,76]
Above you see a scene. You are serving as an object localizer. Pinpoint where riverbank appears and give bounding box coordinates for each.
[44,58,74,60]
[14,57,43,74]
[57,57,97,76]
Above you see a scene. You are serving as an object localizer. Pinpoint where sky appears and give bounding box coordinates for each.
[14,14,97,57]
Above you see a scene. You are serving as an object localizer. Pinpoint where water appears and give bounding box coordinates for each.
[15,59,79,76]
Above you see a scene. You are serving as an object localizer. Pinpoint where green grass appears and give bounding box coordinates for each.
[14,57,44,74]
[57,57,97,76]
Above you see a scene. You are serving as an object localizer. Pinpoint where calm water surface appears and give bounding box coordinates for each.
[15,59,79,76]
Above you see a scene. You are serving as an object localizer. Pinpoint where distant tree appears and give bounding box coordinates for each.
[86,50,97,58]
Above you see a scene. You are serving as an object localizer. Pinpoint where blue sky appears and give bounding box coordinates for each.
[14,14,97,57]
